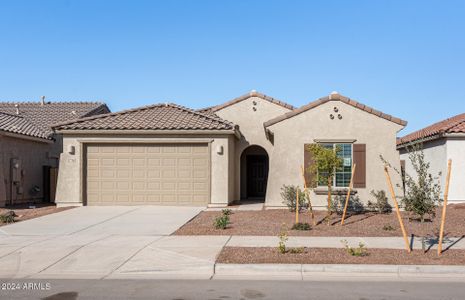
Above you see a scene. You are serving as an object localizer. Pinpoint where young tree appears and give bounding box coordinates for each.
[306,144,343,223]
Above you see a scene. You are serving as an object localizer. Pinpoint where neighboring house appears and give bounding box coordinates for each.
[0,98,109,207]
[53,91,406,208]
[397,113,465,203]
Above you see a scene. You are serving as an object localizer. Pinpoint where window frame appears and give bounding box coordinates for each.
[317,143,353,188]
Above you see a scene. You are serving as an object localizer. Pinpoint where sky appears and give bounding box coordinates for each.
[0,0,464,135]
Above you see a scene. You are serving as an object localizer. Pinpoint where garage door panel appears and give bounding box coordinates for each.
[86,143,210,206]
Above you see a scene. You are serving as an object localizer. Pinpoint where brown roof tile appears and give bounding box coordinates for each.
[397,113,465,147]
[53,103,235,132]
[0,112,51,140]
[264,92,408,128]
[0,101,109,138]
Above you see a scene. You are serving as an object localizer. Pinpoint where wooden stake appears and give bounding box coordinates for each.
[296,188,299,224]
[327,176,332,224]
[384,165,410,253]
[341,164,357,226]
[300,165,315,226]
[438,159,452,256]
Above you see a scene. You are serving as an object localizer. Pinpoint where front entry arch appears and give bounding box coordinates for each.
[240,145,269,201]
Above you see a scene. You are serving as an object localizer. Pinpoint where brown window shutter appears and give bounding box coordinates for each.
[304,144,316,187]
[353,144,366,188]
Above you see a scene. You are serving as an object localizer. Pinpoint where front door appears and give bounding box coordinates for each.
[246,155,268,198]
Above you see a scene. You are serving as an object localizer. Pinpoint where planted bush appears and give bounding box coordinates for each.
[214,215,230,229]
[367,190,392,214]
[330,194,364,215]
[277,223,288,254]
[341,240,368,257]
[291,222,311,231]
[0,211,16,224]
[222,208,232,216]
[280,185,308,212]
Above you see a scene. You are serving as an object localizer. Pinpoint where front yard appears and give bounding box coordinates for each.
[174,203,465,237]
[0,203,74,226]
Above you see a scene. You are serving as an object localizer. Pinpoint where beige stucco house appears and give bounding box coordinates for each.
[0,99,109,207]
[398,113,465,203]
[53,91,406,208]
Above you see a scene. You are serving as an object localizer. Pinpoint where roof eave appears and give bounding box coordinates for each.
[55,129,240,136]
[0,130,53,143]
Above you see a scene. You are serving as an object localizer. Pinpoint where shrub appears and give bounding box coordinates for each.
[288,247,305,254]
[222,208,232,216]
[291,222,311,231]
[341,240,368,257]
[277,223,288,254]
[330,194,364,215]
[401,144,442,222]
[280,185,308,212]
[0,211,16,224]
[382,224,395,231]
[214,215,230,229]
[367,190,392,214]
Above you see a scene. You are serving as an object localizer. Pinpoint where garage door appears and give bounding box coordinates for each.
[86,143,210,206]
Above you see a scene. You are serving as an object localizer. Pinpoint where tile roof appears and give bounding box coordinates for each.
[208,90,295,113]
[397,113,465,147]
[53,103,236,132]
[264,92,408,128]
[0,112,51,140]
[0,101,109,138]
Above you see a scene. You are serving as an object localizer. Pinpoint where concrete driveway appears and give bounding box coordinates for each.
[0,206,229,279]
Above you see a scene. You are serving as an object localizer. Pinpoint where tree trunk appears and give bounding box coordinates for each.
[327,176,332,225]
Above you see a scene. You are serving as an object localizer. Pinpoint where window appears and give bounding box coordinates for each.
[317,143,353,188]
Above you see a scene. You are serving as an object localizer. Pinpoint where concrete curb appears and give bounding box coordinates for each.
[214,264,465,279]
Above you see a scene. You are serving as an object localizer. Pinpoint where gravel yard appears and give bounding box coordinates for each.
[174,204,465,237]
[217,247,465,265]
[0,204,75,226]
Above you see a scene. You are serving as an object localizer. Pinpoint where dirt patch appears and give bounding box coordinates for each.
[0,203,75,226]
[217,247,465,265]
[174,204,465,237]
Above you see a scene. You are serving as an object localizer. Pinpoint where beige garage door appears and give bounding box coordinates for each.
[86,143,210,206]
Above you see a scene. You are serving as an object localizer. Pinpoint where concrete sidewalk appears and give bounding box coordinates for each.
[226,235,465,250]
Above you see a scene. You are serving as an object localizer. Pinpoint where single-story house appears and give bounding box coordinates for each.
[53,91,406,208]
[397,113,465,203]
[0,98,109,206]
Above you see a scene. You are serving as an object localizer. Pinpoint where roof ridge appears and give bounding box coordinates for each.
[264,92,407,128]
[0,101,105,105]
[211,90,295,112]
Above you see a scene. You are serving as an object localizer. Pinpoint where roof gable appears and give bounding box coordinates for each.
[264,92,407,128]
[398,113,465,147]
[209,90,295,113]
[53,103,236,132]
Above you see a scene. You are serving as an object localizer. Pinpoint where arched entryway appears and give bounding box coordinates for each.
[240,145,269,201]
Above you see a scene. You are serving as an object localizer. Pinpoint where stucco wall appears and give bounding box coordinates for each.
[55,133,235,207]
[0,134,60,206]
[266,100,405,207]
[215,96,291,201]
[444,138,465,202]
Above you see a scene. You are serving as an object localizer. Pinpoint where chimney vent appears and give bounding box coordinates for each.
[14,104,20,115]
[41,96,46,105]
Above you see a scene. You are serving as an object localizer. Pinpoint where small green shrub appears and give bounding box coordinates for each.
[382,224,395,231]
[214,215,230,229]
[277,223,288,254]
[367,190,392,214]
[330,194,364,215]
[280,185,308,212]
[341,240,368,257]
[288,247,305,254]
[291,222,311,231]
[222,208,232,216]
[0,211,16,224]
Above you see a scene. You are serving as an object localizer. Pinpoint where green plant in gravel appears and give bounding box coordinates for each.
[277,223,289,254]
[280,185,308,212]
[291,222,311,231]
[382,224,395,231]
[0,211,16,224]
[341,240,368,257]
[367,190,392,214]
[214,215,230,230]
[381,143,442,223]
[288,247,305,254]
[330,194,364,215]
[222,208,232,216]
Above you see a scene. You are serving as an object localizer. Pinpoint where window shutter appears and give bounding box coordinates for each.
[304,144,316,188]
[353,144,366,188]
